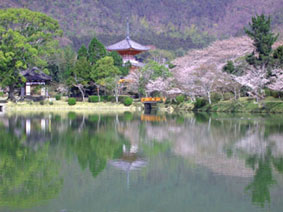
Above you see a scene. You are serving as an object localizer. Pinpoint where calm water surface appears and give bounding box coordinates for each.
[0,112,283,212]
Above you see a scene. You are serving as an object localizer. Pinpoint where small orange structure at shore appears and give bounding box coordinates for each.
[141,97,166,103]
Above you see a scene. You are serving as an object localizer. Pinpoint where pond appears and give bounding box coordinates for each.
[0,112,283,212]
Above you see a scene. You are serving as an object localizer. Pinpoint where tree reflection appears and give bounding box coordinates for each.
[0,125,63,208]
[62,114,127,178]
[245,148,275,207]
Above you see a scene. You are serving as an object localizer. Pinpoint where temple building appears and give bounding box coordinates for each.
[106,20,150,72]
[20,67,52,98]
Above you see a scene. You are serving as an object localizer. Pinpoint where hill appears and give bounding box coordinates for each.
[1,0,283,52]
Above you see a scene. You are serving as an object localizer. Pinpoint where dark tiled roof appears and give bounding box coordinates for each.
[20,67,52,82]
[107,37,150,51]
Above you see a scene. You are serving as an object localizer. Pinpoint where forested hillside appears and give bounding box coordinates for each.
[1,0,283,52]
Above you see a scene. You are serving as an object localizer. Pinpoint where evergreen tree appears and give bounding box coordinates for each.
[77,45,88,59]
[245,14,278,67]
[67,57,91,101]
[88,37,107,65]
[91,56,120,101]
[108,51,130,76]
[223,60,235,74]
[273,45,283,67]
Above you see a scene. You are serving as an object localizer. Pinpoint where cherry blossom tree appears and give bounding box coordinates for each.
[234,66,270,102]
[268,69,283,91]
[145,77,183,97]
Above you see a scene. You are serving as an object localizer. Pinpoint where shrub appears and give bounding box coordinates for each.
[107,95,116,102]
[0,92,4,97]
[119,96,126,103]
[211,93,222,103]
[55,94,61,101]
[194,98,208,109]
[270,90,283,99]
[89,95,99,103]
[223,92,232,101]
[123,97,133,106]
[176,95,185,104]
[49,101,54,105]
[40,100,45,105]
[68,98,76,105]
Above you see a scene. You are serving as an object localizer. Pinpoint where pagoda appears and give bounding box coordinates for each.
[106,19,150,71]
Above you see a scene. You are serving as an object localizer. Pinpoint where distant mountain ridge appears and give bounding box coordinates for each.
[1,0,283,51]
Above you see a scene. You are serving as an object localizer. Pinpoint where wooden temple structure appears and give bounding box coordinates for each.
[106,19,150,72]
[20,67,52,98]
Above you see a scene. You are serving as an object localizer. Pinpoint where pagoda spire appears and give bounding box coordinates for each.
[126,17,130,40]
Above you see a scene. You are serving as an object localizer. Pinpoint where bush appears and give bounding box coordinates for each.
[49,101,54,105]
[55,94,61,101]
[68,98,76,106]
[119,96,126,103]
[176,95,185,104]
[194,98,208,109]
[0,91,4,97]
[107,95,116,102]
[89,95,99,103]
[270,90,283,99]
[40,100,45,105]
[223,92,232,101]
[123,97,133,106]
[211,93,222,103]
[264,89,271,97]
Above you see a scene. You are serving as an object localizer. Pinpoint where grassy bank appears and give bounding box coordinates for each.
[172,97,283,113]
[4,100,142,113]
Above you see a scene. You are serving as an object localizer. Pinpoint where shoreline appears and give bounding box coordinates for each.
[171,98,283,114]
[2,98,283,115]
[3,101,143,113]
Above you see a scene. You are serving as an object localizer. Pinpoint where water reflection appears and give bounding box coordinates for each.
[0,112,282,211]
[0,116,62,208]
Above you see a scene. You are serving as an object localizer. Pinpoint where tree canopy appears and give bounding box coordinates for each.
[88,37,107,65]
[0,8,62,99]
[245,14,278,67]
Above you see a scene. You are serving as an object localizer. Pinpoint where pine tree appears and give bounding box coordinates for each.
[245,14,278,67]
[77,45,88,59]
[87,37,107,65]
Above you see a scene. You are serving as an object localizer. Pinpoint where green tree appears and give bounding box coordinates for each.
[108,51,129,76]
[223,60,235,74]
[273,45,283,67]
[91,56,120,102]
[58,46,77,82]
[67,57,91,101]
[245,14,278,67]
[87,37,107,65]
[0,8,62,100]
[77,45,88,60]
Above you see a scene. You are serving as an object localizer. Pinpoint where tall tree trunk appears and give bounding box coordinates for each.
[234,88,237,100]
[97,86,100,102]
[78,86,85,102]
[8,85,15,101]
[207,91,212,105]
[115,83,119,103]
[220,91,224,101]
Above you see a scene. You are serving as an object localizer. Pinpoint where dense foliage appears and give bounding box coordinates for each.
[245,14,279,67]
[0,8,62,100]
